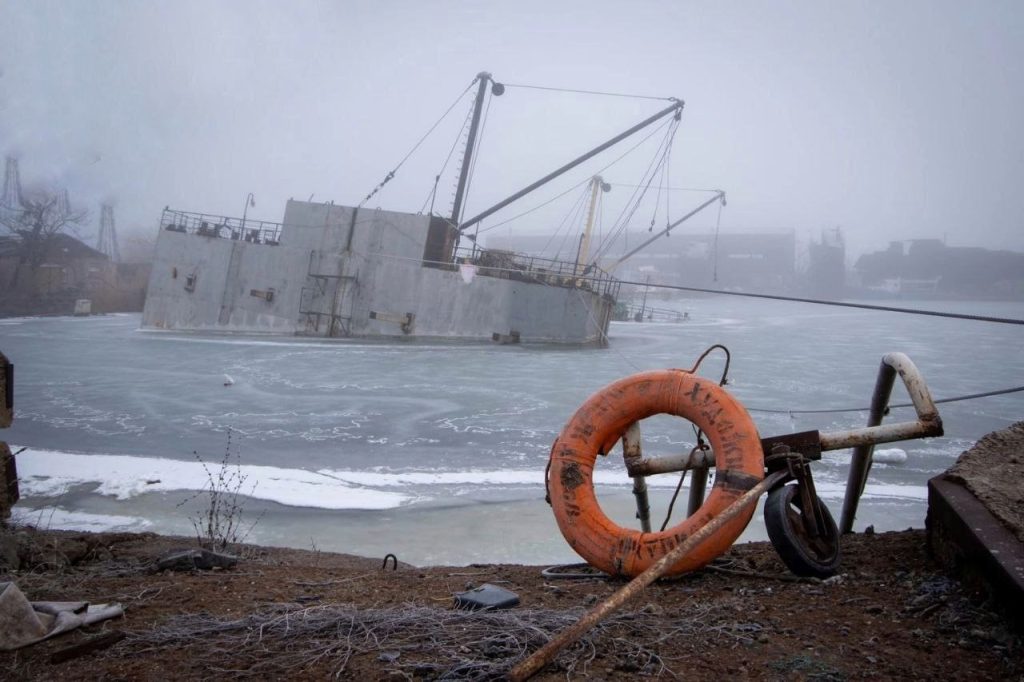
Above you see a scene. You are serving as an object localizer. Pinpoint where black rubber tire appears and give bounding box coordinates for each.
[764,483,840,578]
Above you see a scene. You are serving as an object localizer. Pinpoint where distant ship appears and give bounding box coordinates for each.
[142,72,717,345]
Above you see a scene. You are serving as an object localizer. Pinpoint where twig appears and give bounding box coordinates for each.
[706,565,822,584]
[290,573,373,588]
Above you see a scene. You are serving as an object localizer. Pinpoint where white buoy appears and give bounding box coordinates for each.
[223,374,234,387]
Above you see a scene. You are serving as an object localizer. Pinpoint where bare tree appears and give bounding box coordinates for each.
[0,186,88,289]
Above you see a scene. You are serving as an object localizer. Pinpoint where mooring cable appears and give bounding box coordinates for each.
[614,279,1024,326]
[745,385,1024,415]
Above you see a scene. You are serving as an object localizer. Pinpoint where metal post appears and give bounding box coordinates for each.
[639,274,650,320]
[839,360,893,534]
[622,423,651,533]
[686,465,709,517]
[838,352,942,533]
[573,233,585,282]
[241,193,255,233]
[450,73,491,225]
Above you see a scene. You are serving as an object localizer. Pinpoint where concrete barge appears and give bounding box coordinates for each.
[141,201,618,344]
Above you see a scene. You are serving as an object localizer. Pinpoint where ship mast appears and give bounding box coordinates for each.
[450,72,503,226]
[577,175,609,277]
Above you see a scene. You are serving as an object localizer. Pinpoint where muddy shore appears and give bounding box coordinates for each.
[1,526,1020,680]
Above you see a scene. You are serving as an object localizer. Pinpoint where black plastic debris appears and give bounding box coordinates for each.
[154,549,238,572]
[453,583,520,611]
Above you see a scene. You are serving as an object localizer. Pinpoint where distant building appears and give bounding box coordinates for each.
[855,240,1024,299]
[487,230,797,293]
[0,233,150,316]
[806,228,846,299]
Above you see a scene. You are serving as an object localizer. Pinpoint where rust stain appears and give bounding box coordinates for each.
[560,462,585,491]
[687,382,701,403]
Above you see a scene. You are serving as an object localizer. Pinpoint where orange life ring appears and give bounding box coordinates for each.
[548,369,763,577]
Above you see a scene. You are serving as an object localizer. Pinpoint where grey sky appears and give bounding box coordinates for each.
[2,0,1022,260]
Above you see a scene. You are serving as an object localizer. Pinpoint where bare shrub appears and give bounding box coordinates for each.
[178,429,263,551]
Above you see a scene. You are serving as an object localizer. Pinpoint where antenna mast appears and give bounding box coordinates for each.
[2,156,23,210]
[96,203,121,262]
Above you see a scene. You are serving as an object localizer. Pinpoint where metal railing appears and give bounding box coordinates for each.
[454,245,621,300]
[621,352,944,534]
[159,207,283,246]
[613,302,689,323]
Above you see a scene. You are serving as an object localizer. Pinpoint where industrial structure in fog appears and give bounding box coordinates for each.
[855,239,1024,299]
[487,230,797,293]
[0,156,149,316]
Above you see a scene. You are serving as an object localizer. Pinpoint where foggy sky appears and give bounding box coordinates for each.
[2,0,1022,261]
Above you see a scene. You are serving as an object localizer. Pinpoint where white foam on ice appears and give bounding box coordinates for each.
[15,447,412,510]
[13,446,927,514]
[10,507,152,532]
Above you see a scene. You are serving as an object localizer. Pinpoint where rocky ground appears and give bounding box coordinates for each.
[0,526,1020,680]
[946,421,1024,544]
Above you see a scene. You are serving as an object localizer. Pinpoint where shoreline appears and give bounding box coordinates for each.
[1,525,1020,679]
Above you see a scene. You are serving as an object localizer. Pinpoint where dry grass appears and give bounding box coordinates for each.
[117,601,765,679]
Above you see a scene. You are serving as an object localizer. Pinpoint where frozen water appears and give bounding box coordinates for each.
[2,298,1022,565]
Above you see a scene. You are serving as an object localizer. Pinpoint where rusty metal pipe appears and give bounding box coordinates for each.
[686,465,709,517]
[622,423,652,533]
[624,449,715,477]
[508,470,786,681]
[839,352,942,533]
[820,419,942,451]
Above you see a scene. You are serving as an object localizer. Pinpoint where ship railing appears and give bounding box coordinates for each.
[614,302,689,323]
[159,207,284,246]
[453,245,620,300]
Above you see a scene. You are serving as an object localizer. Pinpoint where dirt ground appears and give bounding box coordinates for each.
[0,527,1020,680]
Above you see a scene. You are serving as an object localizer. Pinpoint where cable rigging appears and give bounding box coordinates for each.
[612,277,1024,326]
[421,100,475,215]
[359,78,477,208]
[501,82,678,102]
[473,116,678,237]
[460,86,495,240]
[589,115,680,265]
[539,184,591,262]
[746,385,1024,415]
